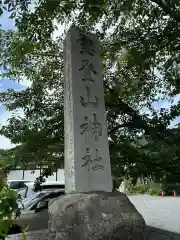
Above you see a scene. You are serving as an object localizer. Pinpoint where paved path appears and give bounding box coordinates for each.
[128,195,180,234]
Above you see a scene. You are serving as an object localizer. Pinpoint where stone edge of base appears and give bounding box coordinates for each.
[6,226,180,240]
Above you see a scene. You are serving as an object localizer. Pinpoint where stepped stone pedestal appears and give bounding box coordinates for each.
[48,26,146,240]
[48,192,146,240]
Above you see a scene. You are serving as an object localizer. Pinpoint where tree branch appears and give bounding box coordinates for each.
[108,121,134,135]
[105,84,150,132]
[105,85,171,145]
[150,0,180,22]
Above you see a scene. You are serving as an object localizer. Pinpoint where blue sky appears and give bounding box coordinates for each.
[0,11,28,149]
[0,11,180,149]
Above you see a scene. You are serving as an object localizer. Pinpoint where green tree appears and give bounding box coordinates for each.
[0,0,180,179]
[0,150,21,237]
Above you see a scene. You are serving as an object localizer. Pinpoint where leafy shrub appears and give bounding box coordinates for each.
[0,180,21,238]
[146,183,162,196]
[127,183,149,194]
[128,182,162,196]
[161,182,180,196]
[126,179,180,196]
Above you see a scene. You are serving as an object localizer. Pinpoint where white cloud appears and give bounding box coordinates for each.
[52,16,105,40]
[0,107,24,149]
[19,75,32,88]
[52,22,66,40]
[151,93,180,112]
[172,94,180,105]
[0,108,12,126]
[152,98,170,111]
[1,109,24,126]
[0,135,16,149]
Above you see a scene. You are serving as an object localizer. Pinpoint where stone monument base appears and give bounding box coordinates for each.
[48,192,146,240]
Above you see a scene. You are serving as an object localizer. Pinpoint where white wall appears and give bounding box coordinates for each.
[7,169,65,182]
[7,170,24,180]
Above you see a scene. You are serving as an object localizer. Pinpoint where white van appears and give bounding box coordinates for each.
[19,181,65,199]
[7,180,32,191]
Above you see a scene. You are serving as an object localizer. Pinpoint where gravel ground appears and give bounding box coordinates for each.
[128,195,180,234]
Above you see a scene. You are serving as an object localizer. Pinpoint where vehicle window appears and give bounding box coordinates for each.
[9,181,31,190]
[25,186,35,198]
[19,182,26,189]
[30,191,65,211]
[23,192,45,209]
[29,194,50,210]
[50,191,65,198]
[23,193,40,204]
[41,184,65,190]
[9,181,20,189]
[23,186,28,198]
[39,191,64,203]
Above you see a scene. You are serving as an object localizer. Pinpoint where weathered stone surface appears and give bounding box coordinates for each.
[48,192,146,240]
[64,26,112,193]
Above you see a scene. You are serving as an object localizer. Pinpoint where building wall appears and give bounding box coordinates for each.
[7,169,65,182]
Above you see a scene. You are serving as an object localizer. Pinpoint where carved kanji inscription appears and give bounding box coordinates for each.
[77,33,95,56]
[80,86,99,108]
[80,113,102,141]
[81,148,104,171]
[79,60,97,83]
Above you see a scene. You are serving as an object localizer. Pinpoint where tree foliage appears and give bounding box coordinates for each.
[0,183,20,238]
[0,0,180,180]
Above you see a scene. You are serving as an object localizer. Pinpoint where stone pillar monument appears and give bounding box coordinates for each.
[48,26,146,240]
[63,26,112,193]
